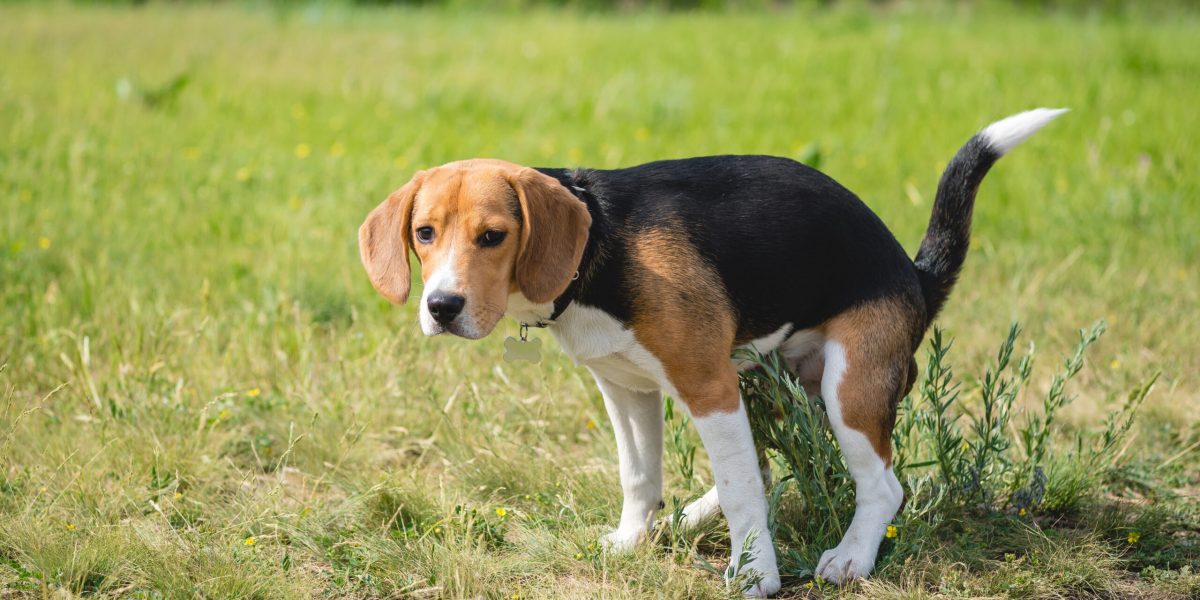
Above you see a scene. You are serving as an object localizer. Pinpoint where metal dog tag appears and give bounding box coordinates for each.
[503,324,542,363]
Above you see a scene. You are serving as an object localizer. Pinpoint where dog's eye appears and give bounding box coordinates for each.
[478,230,506,248]
[415,226,434,244]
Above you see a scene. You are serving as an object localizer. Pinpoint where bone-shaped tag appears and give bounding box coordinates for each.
[503,336,542,363]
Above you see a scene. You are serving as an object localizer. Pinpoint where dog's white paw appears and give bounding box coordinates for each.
[739,571,781,598]
[815,541,877,584]
[600,526,645,553]
[729,534,781,597]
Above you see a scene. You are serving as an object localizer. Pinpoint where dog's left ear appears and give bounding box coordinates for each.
[507,168,591,303]
[358,171,426,304]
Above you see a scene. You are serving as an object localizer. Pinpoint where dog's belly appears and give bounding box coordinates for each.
[734,323,795,371]
[584,353,661,392]
[551,304,828,396]
[735,325,827,395]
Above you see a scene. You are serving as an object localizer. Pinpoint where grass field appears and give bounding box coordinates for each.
[2,2,1199,598]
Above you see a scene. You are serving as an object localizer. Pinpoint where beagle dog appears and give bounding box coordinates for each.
[359,108,1065,596]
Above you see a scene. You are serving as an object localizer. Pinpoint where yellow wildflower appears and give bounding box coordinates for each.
[246,388,261,397]
[66,523,76,531]
[1019,508,1027,516]
[173,491,182,500]
[585,419,596,430]
[294,143,311,159]
[886,525,897,539]
[574,552,583,560]
[1127,531,1140,544]
[244,536,256,546]
[38,237,50,250]
[1110,359,1121,369]
[495,507,507,518]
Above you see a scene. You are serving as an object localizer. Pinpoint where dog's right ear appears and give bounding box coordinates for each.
[359,171,425,304]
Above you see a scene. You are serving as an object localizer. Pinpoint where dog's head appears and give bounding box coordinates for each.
[359,159,591,339]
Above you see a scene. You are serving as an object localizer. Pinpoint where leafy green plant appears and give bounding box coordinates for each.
[664,396,699,491]
[695,529,766,595]
[738,322,1158,579]
[740,348,854,571]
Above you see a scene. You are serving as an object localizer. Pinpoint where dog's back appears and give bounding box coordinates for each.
[539,154,924,346]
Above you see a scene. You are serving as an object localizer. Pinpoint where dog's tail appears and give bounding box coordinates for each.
[914,108,1068,321]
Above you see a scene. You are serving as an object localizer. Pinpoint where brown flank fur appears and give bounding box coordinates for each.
[628,223,741,417]
[819,297,923,464]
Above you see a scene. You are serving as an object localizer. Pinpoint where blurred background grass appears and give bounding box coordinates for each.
[1,1,1197,597]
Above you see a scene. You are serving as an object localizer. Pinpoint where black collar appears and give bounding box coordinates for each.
[523,272,578,330]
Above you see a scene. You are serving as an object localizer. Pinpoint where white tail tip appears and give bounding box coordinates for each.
[979,107,1069,155]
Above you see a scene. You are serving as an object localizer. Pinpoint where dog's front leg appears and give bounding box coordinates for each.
[685,378,781,598]
[591,371,664,552]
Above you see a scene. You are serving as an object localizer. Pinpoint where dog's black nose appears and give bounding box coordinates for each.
[427,293,465,324]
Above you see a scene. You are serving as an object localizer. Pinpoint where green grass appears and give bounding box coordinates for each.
[2,2,1199,598]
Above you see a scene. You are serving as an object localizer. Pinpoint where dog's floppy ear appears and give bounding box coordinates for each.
[359,171,426,304]
[507,168,591,303]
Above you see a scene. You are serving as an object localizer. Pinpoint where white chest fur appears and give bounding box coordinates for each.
[506,295,811,395]
[550,304,666,392]
[508,294,666,393]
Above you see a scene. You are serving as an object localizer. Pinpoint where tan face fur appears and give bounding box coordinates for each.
[358,159,591,339]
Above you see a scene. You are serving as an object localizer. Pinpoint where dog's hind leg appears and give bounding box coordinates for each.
[813,301,913,584]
